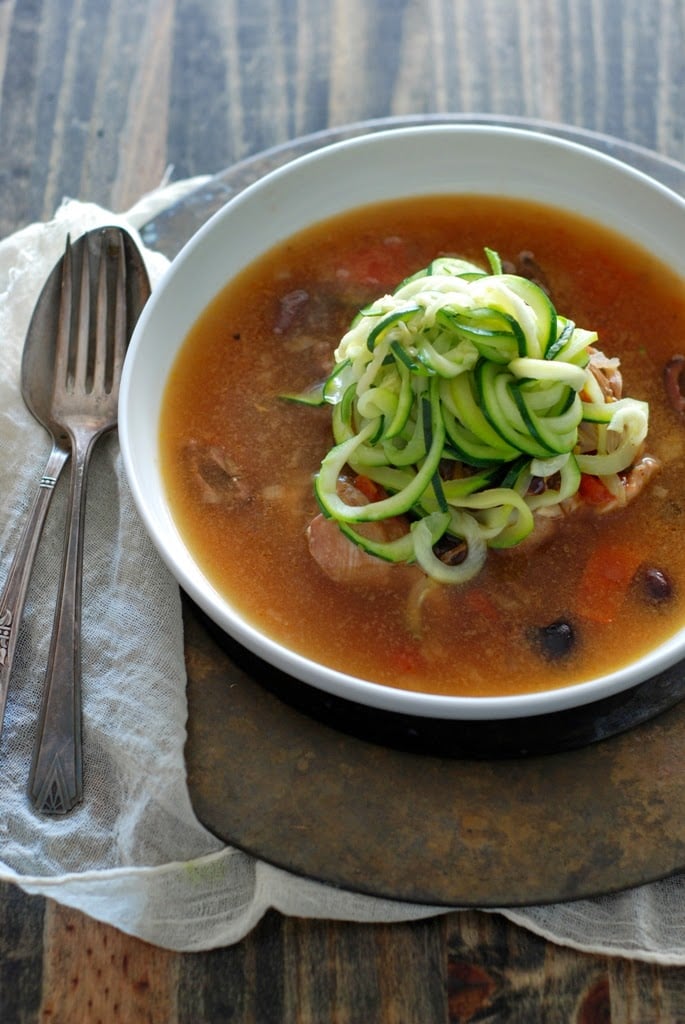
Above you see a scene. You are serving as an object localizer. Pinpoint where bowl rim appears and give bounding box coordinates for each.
[120,122,685,721]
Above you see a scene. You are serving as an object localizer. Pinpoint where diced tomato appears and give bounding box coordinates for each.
[578,473,614,505]
[342,239,411,288]
[354,474,385,502]
[576,542,643,623]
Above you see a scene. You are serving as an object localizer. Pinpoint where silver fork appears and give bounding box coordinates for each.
[28,227,150,815]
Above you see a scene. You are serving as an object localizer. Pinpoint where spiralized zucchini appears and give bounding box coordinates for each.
[289,250,650,584]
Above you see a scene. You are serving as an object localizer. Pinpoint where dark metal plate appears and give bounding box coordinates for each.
[146,118,685,906]
[184,598,685,907]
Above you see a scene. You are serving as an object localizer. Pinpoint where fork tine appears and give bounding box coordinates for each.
[92,232,110,395]
[73,235,92,392]
[53,234,74,396]
[90,229,127,397]
[111,231,128,397]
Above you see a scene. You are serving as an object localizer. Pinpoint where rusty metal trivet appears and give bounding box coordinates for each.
[184,600,685,906]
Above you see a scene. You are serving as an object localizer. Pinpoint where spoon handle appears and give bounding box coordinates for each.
[29,430,97,815]
[0,443,70,736]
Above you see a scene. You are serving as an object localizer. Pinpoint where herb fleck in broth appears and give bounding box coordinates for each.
[159,195,685,697]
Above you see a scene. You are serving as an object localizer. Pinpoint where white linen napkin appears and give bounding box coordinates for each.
[1,185,684,961]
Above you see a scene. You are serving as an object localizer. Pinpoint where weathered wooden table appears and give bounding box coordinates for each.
[3,1,685,1020]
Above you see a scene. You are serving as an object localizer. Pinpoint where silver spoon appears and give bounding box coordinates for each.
[17,227,149,814]
[0,244,75,736]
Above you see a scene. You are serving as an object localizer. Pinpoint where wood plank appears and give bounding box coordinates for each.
[85,0,174,213]
[1,0,684,239]
[178,909,449,1023]
[0,881,44,1024]
[607,956,685,1024]
[445,910,685,1024]
[38,899,179,1024]
[446,911,607,1022]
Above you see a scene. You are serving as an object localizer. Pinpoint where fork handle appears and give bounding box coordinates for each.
[29,429,99,814]
[0,442,70,735]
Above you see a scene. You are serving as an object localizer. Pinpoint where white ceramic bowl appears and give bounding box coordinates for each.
[119,124,685,721]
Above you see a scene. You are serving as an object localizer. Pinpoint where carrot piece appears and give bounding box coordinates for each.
[576,542,643,623]
[462,588,501,623]
[388,645,423,675]
[578,473,614,505]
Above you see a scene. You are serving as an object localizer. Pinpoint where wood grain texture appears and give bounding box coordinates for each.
[0,882,44,1024]
[176,909,443,1023]
[38,900,179,1024]
[9,895,685,1024]
[2,0,685,237]
[3,0,685,1020]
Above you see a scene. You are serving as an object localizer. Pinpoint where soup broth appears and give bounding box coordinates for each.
[160,196,685,697]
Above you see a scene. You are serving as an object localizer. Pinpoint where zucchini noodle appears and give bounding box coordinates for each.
[287,250,650,584]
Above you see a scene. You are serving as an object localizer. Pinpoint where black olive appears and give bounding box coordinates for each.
[437,542,468,566]
[637,566,674,604]
[527,476,546,496]
[535,619,576,659]
[434,535,468,566]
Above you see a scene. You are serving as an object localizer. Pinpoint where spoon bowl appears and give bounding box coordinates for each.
[0,249,75,730]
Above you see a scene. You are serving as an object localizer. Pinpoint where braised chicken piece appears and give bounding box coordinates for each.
[587,348,623,400]
[502,452,662,557]
[599,454,661,512]
[664,354,685,417]
[501,250,551,295]
[273,288,310,334]
[183,440,250,508]
[307,478,420,588]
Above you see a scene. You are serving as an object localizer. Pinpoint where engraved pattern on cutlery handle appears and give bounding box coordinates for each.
[29,434,94,815]
[0,444,70,732]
